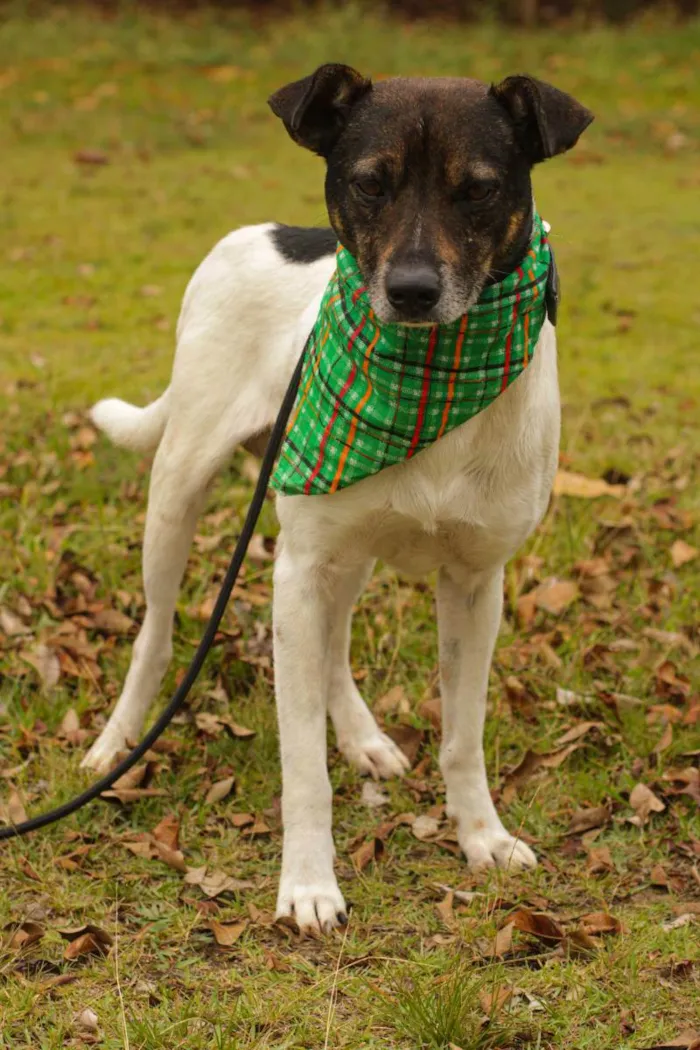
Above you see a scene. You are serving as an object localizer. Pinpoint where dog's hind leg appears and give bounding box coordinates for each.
[437,566,537,872]
[82,415,244,772]
[326,561,410,779]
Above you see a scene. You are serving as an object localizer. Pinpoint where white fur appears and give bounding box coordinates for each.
[85,221,559,933]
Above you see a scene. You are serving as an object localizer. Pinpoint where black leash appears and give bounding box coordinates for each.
[0,350,306,842]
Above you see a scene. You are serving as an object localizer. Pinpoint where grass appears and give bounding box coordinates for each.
[1,5,699,1048]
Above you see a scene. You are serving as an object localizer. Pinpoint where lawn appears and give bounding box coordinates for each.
[0,5,699,1048]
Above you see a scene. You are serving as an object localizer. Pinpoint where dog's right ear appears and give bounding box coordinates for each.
[268,64,371,157]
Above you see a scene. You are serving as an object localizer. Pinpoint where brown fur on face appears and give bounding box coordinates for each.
[270,67,593,323]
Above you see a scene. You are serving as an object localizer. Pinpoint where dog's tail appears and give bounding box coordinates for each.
[90,389,170,453]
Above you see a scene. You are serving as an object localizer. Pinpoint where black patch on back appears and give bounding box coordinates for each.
[272,225,337,264]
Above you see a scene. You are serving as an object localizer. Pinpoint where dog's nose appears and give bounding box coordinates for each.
[385,264,441,315]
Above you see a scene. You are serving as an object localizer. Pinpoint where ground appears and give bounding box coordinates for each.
[0,6,698,1049]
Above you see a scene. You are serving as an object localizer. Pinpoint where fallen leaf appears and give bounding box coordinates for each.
[0,606,31,636]
[670,539,698,568]
[586,845,615,874]
[385,725,423,765]
[361,781,389,808]
[639,1030,700,1050]
[412,814,441,841]
[533,578,579,615]
[479,985,513,1015]
[184,866,254,899]
[662,913,696,932]
[554,470,626,499]
[21,644,60,690]
[511,908,564,945]
[491,921,514,957]
[208,919,247,948]
[579,911,623,936]
[151,813,180,851]
[4,920,44,950]
[0,789,28,825]
[374,685,410,716]
[629,782,666,826]
[650,863,671,889]
[59,925,113,960]
[352,837,384,872]
[74,148,109,165]
[567,804,611,835]
[436,891,454,926]
[205,776,236,805]
[91,608,134,634]
[75,1008,99,1032]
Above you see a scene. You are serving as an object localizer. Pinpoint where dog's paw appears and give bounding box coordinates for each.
[276,879,348,936]
[339,731,410,780]
[459,826,537,872]
[81,730,129,773]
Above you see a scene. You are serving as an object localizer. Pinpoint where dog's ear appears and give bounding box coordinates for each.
[268,63,371,157]
[490,75,593,164]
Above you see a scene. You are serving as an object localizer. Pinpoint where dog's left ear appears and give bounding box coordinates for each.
[268,63,371,158]
[490,75,593,164]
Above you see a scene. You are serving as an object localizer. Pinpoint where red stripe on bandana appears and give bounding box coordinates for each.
[303,317,365,494]
[407,325,439,458]
[500,266,524,393]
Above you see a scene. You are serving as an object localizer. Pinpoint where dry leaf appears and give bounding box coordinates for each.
[0,606,31,636]
[385,725,423,765]
[412,814,441,841]
[208,919,247,948]
[75,1008,99,1032]
[4,920,44,950]
[511,908,564,945]
[151,814,180,851]
[374,685,410,716]
[567,804,611,835]
[587,845,615,874]
[650,863,671,889]
[0,789,28,825]
[205,776,236,805]
[554,470,625,499]
[59,924,113,960]
[491,921,514,957]
[670,540,698,568]
[361,781,389,808]
[579,911,623,936]
[436,891,454,926]
[184,866,254,899]
[639,1030,700,1050]
[629,782,666,826]
[21,644,60,690]
[479,985,513,1015]
[352,837,384,872]
[91,608,134,634]
[534,578,579,615]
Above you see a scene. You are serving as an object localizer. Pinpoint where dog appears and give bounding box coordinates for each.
[84,65,593,934]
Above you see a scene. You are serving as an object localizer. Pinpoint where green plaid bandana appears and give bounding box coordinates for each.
[272,211,553,497]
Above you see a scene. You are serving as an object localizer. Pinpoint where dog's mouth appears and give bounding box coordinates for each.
[366,277,483,328]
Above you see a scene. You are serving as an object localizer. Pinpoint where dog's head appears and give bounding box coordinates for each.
[269,66,592,325]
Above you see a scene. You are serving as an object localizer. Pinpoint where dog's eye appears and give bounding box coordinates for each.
[463,181,496,202]
[354,176,384,200]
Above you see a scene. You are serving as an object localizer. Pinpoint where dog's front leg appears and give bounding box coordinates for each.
[437,566,537,872]
[273,544,347,935]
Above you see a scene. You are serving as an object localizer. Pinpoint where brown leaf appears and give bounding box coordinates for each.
[491,921,514,958]
[230,812,255,829]
[650,863,671,890]
[0,606,31,636]
[208,919,247,948]
[60,925,113,960]
[412,814,441,841]
[385,725,423,765]
[4,920,44,951]
[74,148,109,165]
[436,891,454,927]
[374,685,410,716]
[586,845,615,874]
[184,866,253,899]
[639,1030,700,1050]
[554,721,604,747]
[0,789,28,825]
[567,805,611,836]
[91,608,134,634]
[629,782,666,826]
[479,985,513,1015]
[554,470,626,499]
[151,838,187,873]
[418,695,442,730]
[205,776,236,805]
[534,578,579,615]
[151,813,180,851]
[654,723,674,755]
[579,911,623,936]
[670,539,698,568]
[21,644,60,690]
[511,908,564,945]
[352,837,384,872]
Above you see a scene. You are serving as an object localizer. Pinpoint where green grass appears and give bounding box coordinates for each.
[1,5,699,1048]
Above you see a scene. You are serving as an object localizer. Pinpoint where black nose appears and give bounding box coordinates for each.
[385,264,441,315]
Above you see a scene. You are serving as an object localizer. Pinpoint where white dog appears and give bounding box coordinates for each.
[85,65,593,933]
